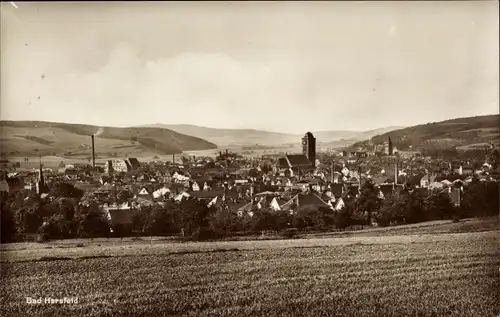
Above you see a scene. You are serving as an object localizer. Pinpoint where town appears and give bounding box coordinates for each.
[1,131,498,242]
[1,2,498,316]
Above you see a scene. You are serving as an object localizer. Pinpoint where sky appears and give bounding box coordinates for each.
[1,1,498,134]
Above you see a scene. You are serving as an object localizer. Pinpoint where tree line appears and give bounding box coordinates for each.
[1,177,498,243]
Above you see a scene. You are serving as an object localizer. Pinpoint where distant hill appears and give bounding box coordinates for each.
[141,124,405,146]
[0,121,218,158]
[144,124,301,146]
[313,126,405,144]
[351,115,500,152]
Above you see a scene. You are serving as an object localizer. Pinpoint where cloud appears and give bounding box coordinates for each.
[17,44,315,131]
[1,2,498,133]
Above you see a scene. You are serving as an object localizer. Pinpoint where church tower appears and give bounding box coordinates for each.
[302,132,316,168]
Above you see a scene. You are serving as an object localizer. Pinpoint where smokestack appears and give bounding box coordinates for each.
[394,163,398,185]
[91,135,96,167]
[330,162,334,183]
[172,153,175,164]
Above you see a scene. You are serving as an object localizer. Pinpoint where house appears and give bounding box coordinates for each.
[105,203,134,228]
[172,171,190,183]
[322,190,335,203]
[448,188,462,207]
[6,176,24,192]
[137,187,151,197]
[452,163,463,175]
[192,181,201,191]
[341,166,350,177]
[58,162,66,174]
[127,158,141,170]
[428,182,445,191]
[104,160,129,174]
[330,183,344,199]
[152,186,171,199]
[461,164,474,175]
[174,191,191,202]
[64,168,79,181]
[334,197,346,211]
[277,154,313,175]
[188,188,225,201]
[294,180,310,191]
[349,151,368,158]
[420,174,437,188]
[332,171,342,184]
[333,195,355,211]
[482,162,492,171]
[280,192,332,212]
[440,179,452,187]
[74,182,100,193]
[0,178,9,193]
[240,193,287,212]
[439,162,451,175]
[379,184,394,198]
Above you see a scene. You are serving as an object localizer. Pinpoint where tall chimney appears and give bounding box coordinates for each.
[394,163,398,185]
[172,153,175,164]
[330,162,334,183]
[91,135,96,167]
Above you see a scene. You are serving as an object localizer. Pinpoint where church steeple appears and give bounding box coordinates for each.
[39,160,44,185]
[37,157,48,195]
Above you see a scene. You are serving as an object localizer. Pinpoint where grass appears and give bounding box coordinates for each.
[1,220,499,317]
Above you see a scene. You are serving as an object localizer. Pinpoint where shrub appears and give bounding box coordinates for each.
[0,198,16,243]
[74,203,110,238]
[334,208,352,230]
[282,228,299,239]
[38,214,76,241]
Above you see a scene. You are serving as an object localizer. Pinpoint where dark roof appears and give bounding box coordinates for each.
[226,199,249,212]
[277,158,290,169]
[128,158,140,169]
[413,187,429,196]
[74,183,100,192]
[379,184,394,197]
[330,183,344,198]
[225,188,240,198]
[124,161,132,170]
[346,186,359,197]
[188,188,225,199]
[281,192,330,211]
[394,184,405,193]
[286,154,311,167]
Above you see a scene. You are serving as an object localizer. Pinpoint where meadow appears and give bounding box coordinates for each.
[1,219,499,317]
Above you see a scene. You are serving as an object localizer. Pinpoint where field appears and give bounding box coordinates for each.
[1,219,499,317]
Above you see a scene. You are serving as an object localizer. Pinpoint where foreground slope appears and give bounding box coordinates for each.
[0,121,218,157]
[1,228,498,317]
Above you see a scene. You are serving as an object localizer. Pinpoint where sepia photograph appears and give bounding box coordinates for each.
[0,1,499,316]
